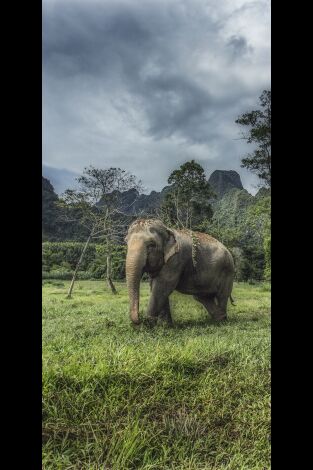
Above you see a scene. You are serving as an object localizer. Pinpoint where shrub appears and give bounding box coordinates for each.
[42,242,127,280]
[229,245,265,282]
[263,235,271,281]
[42,270,95,280]
[42,242,98,271]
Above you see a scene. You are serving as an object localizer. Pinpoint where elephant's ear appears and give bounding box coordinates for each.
[164,229,179,264]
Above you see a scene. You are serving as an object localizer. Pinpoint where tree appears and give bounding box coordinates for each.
[160,160,215,230]
[58,166,142,297]
[42,176,90,242]
[245,195,271,280]
[236,90,271,187]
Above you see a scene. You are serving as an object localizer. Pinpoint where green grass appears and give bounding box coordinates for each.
[42,280,271,470]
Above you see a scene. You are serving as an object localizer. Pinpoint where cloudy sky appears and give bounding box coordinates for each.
[43,0,270,195]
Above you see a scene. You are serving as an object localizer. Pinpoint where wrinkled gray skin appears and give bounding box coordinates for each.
[125,219,235,325]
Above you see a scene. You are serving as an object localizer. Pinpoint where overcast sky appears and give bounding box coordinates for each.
[43,0,270,195]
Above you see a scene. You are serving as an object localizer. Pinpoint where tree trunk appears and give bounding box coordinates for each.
[66,233,92,298]
[106,254,117,294]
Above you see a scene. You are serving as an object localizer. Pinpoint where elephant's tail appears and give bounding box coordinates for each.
[230,294,236,306]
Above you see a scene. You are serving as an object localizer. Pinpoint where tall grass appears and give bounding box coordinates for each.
[42,281,271,469]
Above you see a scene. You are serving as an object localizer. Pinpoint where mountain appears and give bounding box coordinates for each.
[42,170,268,241]
[42,170,248,238]
[42,165,80,195]
[127,171,246,212]
[42,177,60,240]
[42,166,245,204]
[208,170,243,199]
[107,171,245,214]
[42,177,88,241]
[111,186,171,215]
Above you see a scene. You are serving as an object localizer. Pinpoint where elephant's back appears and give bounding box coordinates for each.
[177,229,219,245]
[176,229,234,273]
[174,230,234,295]
[196,233,234,275]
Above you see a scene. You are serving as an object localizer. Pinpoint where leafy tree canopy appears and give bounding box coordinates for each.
[160,160,215,230]
[236,90,271,187]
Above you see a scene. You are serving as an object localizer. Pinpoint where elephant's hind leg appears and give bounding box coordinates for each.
[194,294,227,322]
[215,295,228,320]
[215,277,233,320]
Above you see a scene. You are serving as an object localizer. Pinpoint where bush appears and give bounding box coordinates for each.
[42,242,98,271]
[263,235,271,281]
[88,245,127,279]
[42,270,95,280]
[42,280,65,287]
[42,242,127,280]
[42,239,267,282]
[230,245,265,282]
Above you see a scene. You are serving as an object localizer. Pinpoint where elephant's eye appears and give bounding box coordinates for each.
[147,241,156,249]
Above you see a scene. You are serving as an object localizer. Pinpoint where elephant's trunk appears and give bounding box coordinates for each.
[126,240,146,324]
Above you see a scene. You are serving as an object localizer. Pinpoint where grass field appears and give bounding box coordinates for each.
[42,280,271,470]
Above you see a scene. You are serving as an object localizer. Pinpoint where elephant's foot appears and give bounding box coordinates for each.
[158,311,174,326]
[145,315,158,328]
[213,314,227,322]
[159,317,174,327]
[194,294,228,323]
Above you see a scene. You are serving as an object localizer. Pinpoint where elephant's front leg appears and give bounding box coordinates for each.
[147,276,176,324]
[158,298,173,326]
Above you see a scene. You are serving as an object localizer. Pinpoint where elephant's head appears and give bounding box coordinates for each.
[125,219,179,324]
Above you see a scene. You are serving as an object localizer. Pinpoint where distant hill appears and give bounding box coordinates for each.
[42,177,60,240]
[115,170,245,214]
[42,170,269,241]
[208,170,244,199]
[42,165,79,195]
[99,186,171,216]
[42,176,88,241]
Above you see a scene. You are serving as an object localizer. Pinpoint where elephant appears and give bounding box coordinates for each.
[125,218,235,325]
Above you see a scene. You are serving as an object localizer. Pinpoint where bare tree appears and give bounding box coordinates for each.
[58,166,143,298]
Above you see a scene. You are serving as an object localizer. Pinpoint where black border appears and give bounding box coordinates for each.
[6,1,42,467]
[270,2,306,465]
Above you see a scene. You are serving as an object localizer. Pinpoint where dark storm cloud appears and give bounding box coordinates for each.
[227,35,253,58]
[43,0,270,193]
[43,4,152,77]
[43,0,216,140]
